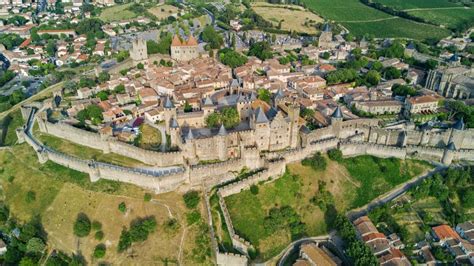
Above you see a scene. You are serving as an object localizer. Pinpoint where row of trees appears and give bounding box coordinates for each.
[205,107,240,129]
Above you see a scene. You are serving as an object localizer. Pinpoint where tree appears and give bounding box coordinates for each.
[384,66,401,80]
[392,84,417,97]
[248,41,273,60]
[183,191,200,209]
[365,70,381,86]
[250,184,259,195]
[137,63,144,69]
[219,48,248,68]
[220,107,240,129]
[25,191,36,203]
[201,26,223,49]
[118,202,127,213]
[205,113,221,128]
[93,244,106,258]
[257,88,271,103]
[144,193,152,202]
[73,213,91,237]
[327,149,343,162]
[98,72,110,83]
[114,84,125,94]
[26,238,45,255]
[302,152,327,171]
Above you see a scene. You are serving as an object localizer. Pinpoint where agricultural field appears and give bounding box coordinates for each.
[148,4,180,20]
[251,3,324,34]
[0,144,212,265]
[99,3,137,22]
[301,0,451,39]
[224,155,432,261]
[373,0,474,29]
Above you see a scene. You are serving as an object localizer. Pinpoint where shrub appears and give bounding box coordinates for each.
[327,149,343,162]
[92,221,102,231]
[183,191,200,209]
[73,213,91,237]
[186,211,201,225]
[93,244,106,258]
[302,152,327,171]
[118,216,157,252]
[250,184,259,195]
[25,191,36,203]
[164,218,180,234]
[144,193,152,202]
[118,202,126,213]
[95,231,104,240]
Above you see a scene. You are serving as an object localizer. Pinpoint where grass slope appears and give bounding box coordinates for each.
[0,144,211,264]
[301,0,451,39]
[36,131,147,167]
[225,155,431,261]
[0,110,23,146]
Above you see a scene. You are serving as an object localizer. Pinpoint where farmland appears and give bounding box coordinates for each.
[99,3,137,22]
[373,0,474,29]
[301,0,451,39]
[251,3,324,34]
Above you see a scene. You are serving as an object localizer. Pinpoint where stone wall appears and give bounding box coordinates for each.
[39,119,185,167]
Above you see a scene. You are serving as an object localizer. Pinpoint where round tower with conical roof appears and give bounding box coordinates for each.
[163,96,177,133]
[216,124,228,161]
[442,141,456,165]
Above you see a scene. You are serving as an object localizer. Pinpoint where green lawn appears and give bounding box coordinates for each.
[301,0,451,39]
[36,132,147,167]
[99,3,137,22]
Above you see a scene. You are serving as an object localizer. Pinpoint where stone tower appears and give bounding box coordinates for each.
[216,125,228,161]
[169,118,180,148]
[236,94,251,121]
[163,96,177,133]
[287,103,300,148]
[331,106,343,138]
[184,129,198,164]
[251,107,270,151]
[318,23,333,49]
[442,141,456,165]
[130,38,148,62]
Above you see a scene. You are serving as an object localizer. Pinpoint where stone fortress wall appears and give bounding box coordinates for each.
[18,103,474,195]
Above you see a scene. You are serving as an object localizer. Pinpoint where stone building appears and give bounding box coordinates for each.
[170,35,199,62]
[162,92,300,165]
[425,66,474,99]
[130,38,148,62]
[318,24,334,50]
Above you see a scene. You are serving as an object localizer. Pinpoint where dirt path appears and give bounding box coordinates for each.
[402,6,470,12]
[338,17,398,23]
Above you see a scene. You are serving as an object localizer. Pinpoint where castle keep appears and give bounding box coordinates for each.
[170,35,199,62]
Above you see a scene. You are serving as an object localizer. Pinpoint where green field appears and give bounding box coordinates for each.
[99,3,137,22]
[301,0,451,39]
[372,0,464,9]
[372,0,474,29]
[225,155,432,261]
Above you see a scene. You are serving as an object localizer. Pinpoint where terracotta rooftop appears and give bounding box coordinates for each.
[171,35,198,47]
[432,225,461,241]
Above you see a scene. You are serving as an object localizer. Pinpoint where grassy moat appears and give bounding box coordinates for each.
[224,155,432,261]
